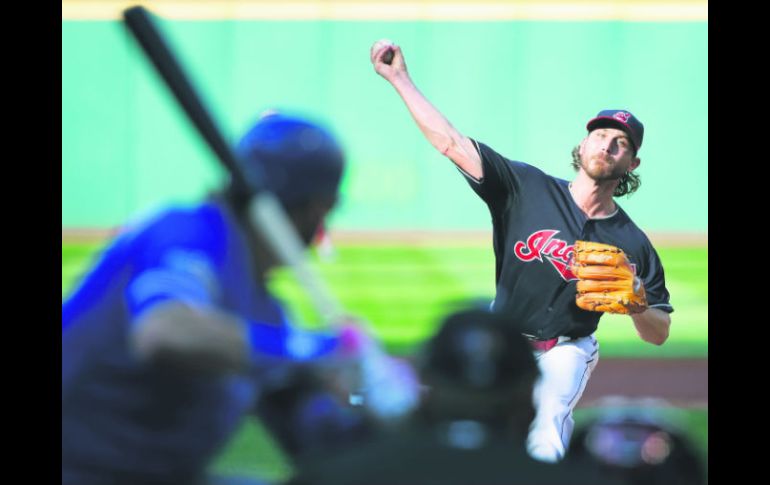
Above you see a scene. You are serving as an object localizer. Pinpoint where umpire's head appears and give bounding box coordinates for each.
[568,406,706,485]
[231,111,346,245]
[416,308,539,433]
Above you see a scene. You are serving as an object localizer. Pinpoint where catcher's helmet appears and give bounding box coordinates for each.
[234,112,345,208]
[419,308,538,392]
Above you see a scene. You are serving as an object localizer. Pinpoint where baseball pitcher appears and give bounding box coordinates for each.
[370,40,673,463]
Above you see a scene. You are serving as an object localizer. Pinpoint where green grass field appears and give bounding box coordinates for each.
[62,241,708,358]
[61,239,708,480]
[270,244,708,358]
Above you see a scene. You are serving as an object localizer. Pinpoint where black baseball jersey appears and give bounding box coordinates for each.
[460,140,673,340]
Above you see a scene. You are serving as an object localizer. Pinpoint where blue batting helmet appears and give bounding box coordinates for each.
[235,112,345,208]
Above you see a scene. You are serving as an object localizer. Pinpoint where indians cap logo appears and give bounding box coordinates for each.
[613,111,631,123]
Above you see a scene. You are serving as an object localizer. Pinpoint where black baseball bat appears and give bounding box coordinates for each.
[123,6,252,199]
[121,5,345,324]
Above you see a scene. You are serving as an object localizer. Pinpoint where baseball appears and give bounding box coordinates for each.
[373,39,395,64]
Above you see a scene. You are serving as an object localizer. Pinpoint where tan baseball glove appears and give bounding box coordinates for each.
[571,240,648,314]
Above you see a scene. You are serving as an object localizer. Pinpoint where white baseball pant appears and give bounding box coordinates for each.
[526,334,599,463]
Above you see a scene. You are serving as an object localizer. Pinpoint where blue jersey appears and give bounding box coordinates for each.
[62,200,335,484]
[461,140,673,340]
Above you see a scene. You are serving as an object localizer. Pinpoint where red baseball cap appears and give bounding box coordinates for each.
[586,109,644,153]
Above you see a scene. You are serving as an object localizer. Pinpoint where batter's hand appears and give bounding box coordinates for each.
[370,39,407,82]
[571,240,649,315]
[335,319,420,420]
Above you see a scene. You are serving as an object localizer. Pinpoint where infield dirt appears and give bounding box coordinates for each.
[578,358,707,407]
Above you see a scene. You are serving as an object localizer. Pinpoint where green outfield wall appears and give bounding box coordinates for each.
[62,17,707,231]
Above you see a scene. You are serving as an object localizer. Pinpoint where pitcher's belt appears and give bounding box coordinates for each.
[525,335,574,352]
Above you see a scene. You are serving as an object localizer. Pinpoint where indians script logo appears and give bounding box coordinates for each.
[613,111,631,123]
[514,230,638,281]
[514,230,578,281]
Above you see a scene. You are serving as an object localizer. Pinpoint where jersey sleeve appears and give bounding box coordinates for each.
[124,207,228,321]
[638,243,674,313]
[459,139,522,209]
[121,205,344,366]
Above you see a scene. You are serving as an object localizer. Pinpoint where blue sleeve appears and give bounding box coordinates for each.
[124,206,228,321]
[247,321,341,361]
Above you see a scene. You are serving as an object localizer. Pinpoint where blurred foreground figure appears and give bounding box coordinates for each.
[287,308,627,485]
[62,112,418,485]
[566,397,707,485]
